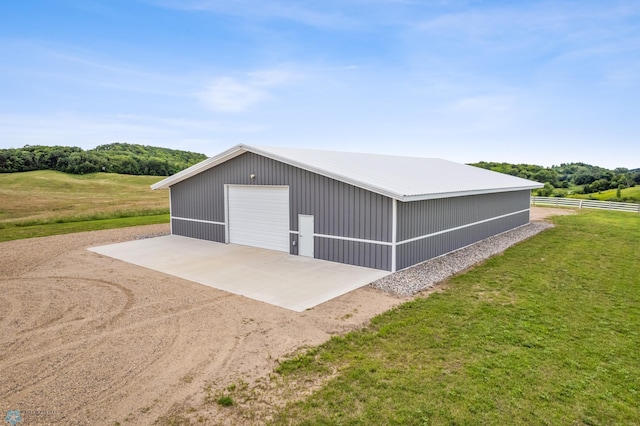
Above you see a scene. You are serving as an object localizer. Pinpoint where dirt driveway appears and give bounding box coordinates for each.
[0,207,568,424]
[0,225,403,425]
[529,205,575,221]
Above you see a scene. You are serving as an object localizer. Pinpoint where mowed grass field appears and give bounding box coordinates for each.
[260,210,639,425]
[0,170,169,241]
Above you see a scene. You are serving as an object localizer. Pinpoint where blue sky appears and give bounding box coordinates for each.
[1,0,639,169]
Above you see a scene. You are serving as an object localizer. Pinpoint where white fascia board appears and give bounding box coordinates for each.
[151,145,247,190]
[400,184,545,202]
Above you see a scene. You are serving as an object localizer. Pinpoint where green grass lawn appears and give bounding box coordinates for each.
[0,214,170,242]
[0,170,170,241]
[270,210,640,425]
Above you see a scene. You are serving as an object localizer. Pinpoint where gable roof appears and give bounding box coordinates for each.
[151,144,543,202]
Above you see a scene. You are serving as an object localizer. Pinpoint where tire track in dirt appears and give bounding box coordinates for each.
[1,274,234,411]
[50,276,136,327]
[0,277,130,358]
[49,295,245,425]
[0,290,232,375]
[86,317,245,424]
[0,291,18,330]
[2,298,236,426]
[117,308,263,425]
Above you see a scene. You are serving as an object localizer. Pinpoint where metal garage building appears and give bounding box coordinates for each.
[152,145,542,272]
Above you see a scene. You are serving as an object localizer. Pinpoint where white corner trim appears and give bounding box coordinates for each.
[391,199,397,272]
[224,184,230,243]
[169,188,173,235]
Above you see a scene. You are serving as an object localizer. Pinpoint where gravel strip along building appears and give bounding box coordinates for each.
[152,145,542,272]
[371,221,553,295]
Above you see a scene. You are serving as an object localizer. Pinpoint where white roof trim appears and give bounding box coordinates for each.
[151,145,245,190]
[151,144,543,201]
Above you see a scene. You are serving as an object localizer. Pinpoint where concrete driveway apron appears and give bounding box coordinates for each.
[89,235,390,312]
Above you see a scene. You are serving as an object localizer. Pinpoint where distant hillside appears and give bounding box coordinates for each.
[471,161,640,202]
[0,143,207,176]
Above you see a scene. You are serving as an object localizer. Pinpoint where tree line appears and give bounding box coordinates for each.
[2,144,638,201]
[0,143,208,176]
[471,161,640,199]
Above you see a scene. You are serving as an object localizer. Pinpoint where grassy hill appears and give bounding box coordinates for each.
[567,185,640,202]
[0,170,169,241]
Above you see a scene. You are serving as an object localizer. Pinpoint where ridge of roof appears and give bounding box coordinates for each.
[151,144,543,200]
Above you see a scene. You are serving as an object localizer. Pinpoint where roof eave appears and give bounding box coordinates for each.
[151,144,544,202]
[246,146,544,202]
[399,184,544,202]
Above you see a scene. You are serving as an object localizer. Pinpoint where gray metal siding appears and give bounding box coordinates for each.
[397,191,530,241]
[396,211,528,270]
[395,191,530,270]
[171,219,225,242]
[170,152,393,270]
[316,239,391,271]
[171,172,224,223]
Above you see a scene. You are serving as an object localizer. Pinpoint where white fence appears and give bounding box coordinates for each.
[531,196,640,213]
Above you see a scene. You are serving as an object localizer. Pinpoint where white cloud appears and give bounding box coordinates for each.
[604,63,640,86]
[414,1,640,48]
[0,113,210,149]
[198,68,302,113]
[199,77,266,112]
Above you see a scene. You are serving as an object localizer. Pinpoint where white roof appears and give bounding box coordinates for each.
[151,144,543,201]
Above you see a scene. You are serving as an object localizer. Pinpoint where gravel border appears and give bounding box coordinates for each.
[134,231,170,240]
[370,221,553,296]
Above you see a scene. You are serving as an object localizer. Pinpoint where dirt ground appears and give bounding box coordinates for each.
[529,205,575,221]
[0,206,572,425]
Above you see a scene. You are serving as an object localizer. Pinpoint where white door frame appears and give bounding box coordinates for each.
[298,214,314,258]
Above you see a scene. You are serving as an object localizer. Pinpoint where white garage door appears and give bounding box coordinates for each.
[228,185,290,252]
